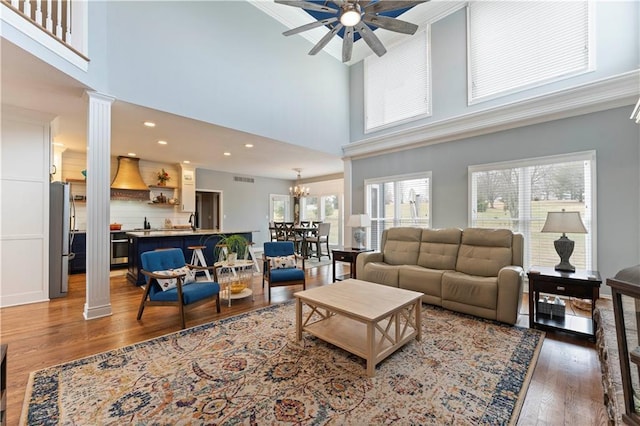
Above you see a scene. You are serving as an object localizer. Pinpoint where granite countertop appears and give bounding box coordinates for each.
[125,229,255,238]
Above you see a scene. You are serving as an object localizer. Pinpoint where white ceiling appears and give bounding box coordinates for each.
[1,1,464,181]
[1,39,343,181]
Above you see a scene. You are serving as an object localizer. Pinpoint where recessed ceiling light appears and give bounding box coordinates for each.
[143,121,156,127]
[128,152,137,157]
[183,160,190,164]
[245,143,254,148]
[158,140,168,145]
[223,152,231,156]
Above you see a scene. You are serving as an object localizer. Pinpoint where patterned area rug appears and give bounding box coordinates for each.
[22,302,543,425]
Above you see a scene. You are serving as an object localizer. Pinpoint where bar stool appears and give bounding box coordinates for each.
[188,245,211,281]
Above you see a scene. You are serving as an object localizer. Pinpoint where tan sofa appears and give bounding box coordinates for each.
[356,227,524,325]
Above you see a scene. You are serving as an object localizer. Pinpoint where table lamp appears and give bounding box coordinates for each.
[541,209,587,272]
[348,214,371,250]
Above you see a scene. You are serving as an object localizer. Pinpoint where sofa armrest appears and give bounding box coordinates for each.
[496,265,524,324]
[355,251,383,279]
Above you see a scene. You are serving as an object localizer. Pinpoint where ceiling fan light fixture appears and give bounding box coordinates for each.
[340,3,361,27]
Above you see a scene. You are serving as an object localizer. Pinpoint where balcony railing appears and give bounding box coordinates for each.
[2,0,87,61]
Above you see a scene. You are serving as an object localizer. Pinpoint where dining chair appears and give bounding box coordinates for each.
[304,222,331,260]
[284,222,303,254]
[262,241,306,302]
[273,222,287,241]
[137,248,220,329]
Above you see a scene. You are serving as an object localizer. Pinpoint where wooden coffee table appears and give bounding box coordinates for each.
[294,279,423,377]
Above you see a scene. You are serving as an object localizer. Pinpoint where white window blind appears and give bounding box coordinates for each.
[364,29,431,132]
[468,1,592,103]
[365,172,432,251]
[469,151,596,271]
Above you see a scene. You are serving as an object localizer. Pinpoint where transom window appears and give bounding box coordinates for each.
[469,151,596,271]
[365,172,432,251]
[364,29,431,132]
[468,1,593,103]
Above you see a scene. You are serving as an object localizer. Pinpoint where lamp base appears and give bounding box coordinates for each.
[554,235,576,272]
[353,228,365,250]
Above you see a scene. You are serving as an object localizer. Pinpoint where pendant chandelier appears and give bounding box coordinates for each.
[289,168,309,198]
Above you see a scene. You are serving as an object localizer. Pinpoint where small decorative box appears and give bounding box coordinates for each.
[538,298,552,315]
[538,296,565,318]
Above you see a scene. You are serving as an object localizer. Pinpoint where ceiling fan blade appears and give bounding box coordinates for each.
[309,23,344,55]
[355,22,387,57]
[342,26,354,62]
[363,14,418,34]
[275,0,338,14]
[283,17,339,36]
[364,0,428,14]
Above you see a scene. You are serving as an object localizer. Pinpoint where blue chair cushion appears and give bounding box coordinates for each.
[150,282,220,304]
[269,268,305,283]
[264,241,295,257]
[141,248,186,272]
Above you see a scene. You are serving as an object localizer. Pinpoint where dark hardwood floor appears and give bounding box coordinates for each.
[0,263,609,425]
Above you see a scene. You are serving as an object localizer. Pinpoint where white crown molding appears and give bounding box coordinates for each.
[343,70,640,159]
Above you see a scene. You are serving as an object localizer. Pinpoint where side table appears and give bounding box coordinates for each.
[332,248,373,282]
[527,265,601,339]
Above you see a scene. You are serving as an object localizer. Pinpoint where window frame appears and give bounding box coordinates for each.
[364,27,432,133]
[466,0,595,105]
[468,150,597,271]
[364,171,433,251]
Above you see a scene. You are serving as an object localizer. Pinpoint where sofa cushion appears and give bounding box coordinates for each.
[382,227,422,265]
[399,265,444,305]
[417,228,461,270]
[456,228,513,277]
[441,271,498,310]
[360,262,400,287]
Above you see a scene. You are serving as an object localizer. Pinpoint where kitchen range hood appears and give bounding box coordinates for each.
[110,156,150,201]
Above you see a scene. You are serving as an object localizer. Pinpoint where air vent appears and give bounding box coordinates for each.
[234,176,255,183]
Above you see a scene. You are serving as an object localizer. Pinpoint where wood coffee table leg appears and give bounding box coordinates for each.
[296,298,302,341]
[415,300,422,341]
[367,322,375,377]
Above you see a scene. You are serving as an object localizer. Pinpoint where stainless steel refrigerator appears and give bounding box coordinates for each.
[50,181,73,298]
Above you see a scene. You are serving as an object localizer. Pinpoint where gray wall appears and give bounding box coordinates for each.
[349,2,640,141]
[196,168,291,248]
[351,106,640,285]
[102,1,350,156]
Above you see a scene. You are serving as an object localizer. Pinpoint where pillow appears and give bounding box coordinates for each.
[153,266,196,291]
[268,255,297,269]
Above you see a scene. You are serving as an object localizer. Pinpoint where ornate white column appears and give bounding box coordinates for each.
[84,91,114,320]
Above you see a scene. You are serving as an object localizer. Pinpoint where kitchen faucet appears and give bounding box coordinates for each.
[188,213,196,231]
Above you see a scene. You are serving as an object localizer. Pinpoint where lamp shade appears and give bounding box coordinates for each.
[347,214,371,227]
[541,211,587,234]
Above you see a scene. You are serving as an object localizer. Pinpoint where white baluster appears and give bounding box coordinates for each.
[56,0,63,38]
[35,0,43,25]
[46,0,53,32]
[11,0,19,9]
[23,0,31,17]
[65,0,71,41]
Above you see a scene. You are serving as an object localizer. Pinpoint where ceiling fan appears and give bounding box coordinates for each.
[275,0,428,62]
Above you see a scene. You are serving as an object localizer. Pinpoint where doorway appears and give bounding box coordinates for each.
[196,191,222,230]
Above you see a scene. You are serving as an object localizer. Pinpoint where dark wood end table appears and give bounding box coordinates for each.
[332,248,373,282]
[527,265,601,339]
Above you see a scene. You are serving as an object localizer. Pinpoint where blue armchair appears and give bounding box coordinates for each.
[262,241,306,302]
[138,248,220,329]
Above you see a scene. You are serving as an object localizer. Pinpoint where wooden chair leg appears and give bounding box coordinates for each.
[216,294,221,313]
[179,303,186,329]
[136,283,152,320]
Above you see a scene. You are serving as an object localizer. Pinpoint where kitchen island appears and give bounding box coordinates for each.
[126,229,253,285]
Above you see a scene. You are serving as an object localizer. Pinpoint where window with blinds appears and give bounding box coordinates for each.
[365,172,432,251]
[469,151,596,271]
[364,29,431,132]
[468,1,593,104]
